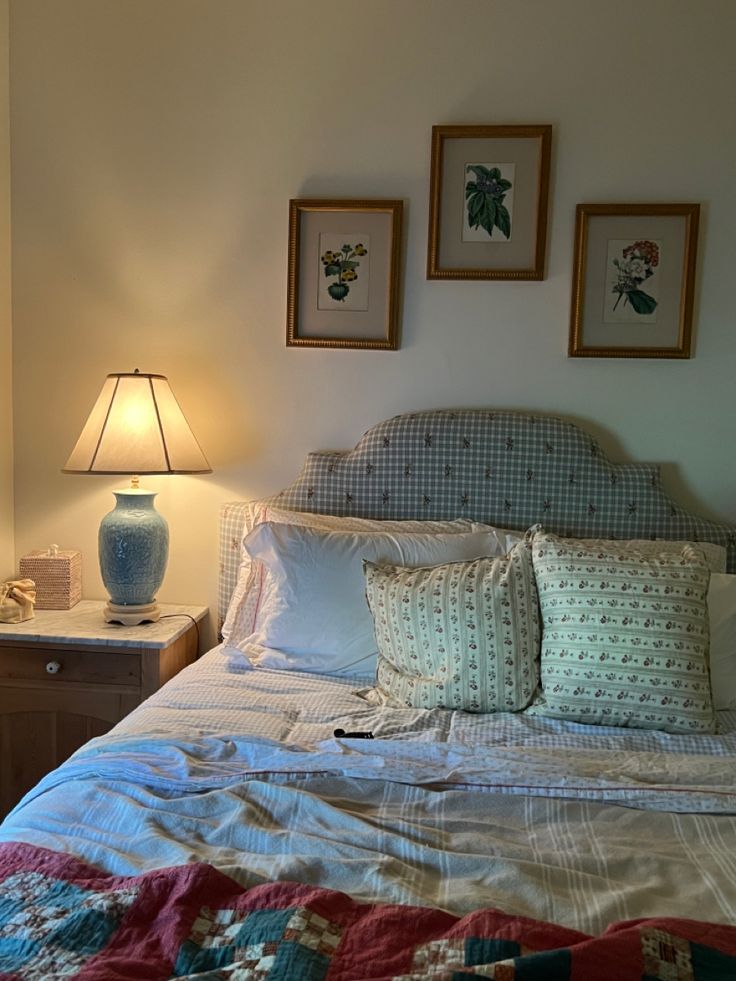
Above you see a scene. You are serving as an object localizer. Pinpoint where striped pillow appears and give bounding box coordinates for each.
[364,540,540,712]
[528,531,715,734]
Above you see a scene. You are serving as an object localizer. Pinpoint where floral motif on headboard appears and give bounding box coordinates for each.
[219,410,736,626]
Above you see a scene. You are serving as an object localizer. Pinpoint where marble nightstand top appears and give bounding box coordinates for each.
[0,600,209,649]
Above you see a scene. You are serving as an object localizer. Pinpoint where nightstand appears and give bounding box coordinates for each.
[0,600,208,816]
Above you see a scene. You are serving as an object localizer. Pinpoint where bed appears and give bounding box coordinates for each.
[2,409,736,980]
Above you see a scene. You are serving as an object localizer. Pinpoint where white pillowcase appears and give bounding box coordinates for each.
[235,522,518,676]
[709,573,736,710]
[220,501,521,645]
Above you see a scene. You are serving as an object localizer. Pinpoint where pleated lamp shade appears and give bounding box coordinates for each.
[63,370,211,626]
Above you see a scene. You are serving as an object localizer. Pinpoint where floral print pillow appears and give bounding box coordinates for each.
[364,540,540,713]
[528,531,715,734]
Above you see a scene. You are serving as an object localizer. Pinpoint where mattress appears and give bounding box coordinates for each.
[3,645,736,936]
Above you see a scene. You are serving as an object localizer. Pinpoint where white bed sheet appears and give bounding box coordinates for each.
[2,645,736,934]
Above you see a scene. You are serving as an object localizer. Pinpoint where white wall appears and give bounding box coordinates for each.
[0,0,12,581]
[8,0,736,638]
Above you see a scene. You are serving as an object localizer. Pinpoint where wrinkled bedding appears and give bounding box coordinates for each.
[2,646,736,935]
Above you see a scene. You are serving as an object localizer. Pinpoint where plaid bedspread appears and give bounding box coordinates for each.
[0,843,734,980]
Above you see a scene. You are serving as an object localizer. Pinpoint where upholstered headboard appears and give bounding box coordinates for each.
[219,409,736,626]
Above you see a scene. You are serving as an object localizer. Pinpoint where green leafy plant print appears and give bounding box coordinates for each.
[321,242,367,302]
[611,240,659,315]
[464,165,513,239]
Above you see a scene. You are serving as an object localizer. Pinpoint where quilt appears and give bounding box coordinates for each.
[1,842,735,981]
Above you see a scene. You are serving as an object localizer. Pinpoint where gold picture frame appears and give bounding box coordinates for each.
[427,124,552,280]
[287,198,403,350]
[569,203,700,359]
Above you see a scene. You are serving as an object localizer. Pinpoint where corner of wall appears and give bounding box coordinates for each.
[0,0,14,579]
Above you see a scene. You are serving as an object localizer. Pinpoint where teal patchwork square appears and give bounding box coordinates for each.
[465,937,520,965]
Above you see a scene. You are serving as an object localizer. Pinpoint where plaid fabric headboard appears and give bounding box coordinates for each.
[219,409,736,628]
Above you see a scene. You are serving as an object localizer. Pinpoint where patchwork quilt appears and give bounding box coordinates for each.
[0,843,734,980]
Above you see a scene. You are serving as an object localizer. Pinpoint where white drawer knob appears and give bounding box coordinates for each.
[45,661,62,675]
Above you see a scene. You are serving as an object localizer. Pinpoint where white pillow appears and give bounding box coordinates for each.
[221,501,521,645]
[234,522,516,676]
[709,573,736,709]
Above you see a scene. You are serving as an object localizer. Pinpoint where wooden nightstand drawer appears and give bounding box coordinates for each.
[0,648,140,688]
[0,600,207,816]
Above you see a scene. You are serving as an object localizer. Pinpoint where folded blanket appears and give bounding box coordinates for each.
[14,730,736,814]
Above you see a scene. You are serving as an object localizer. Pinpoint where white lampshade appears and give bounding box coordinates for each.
[63,370,211,475]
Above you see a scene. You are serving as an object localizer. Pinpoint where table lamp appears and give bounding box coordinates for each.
[63,369,211,625]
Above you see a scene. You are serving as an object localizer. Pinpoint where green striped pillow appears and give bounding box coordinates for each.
[364,540,539,712]
[528,531,715,734]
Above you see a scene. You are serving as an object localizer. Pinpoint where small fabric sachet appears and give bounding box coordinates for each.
[0,578,36,623]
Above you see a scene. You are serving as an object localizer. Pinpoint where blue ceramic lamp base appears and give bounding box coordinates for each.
[99,486,169,626]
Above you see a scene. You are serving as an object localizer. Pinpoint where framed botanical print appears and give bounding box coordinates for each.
[426,124,552,280]
[569,203,700,358]
[286,199,403,350]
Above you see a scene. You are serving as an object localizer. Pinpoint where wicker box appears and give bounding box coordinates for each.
[19,548,82,610]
